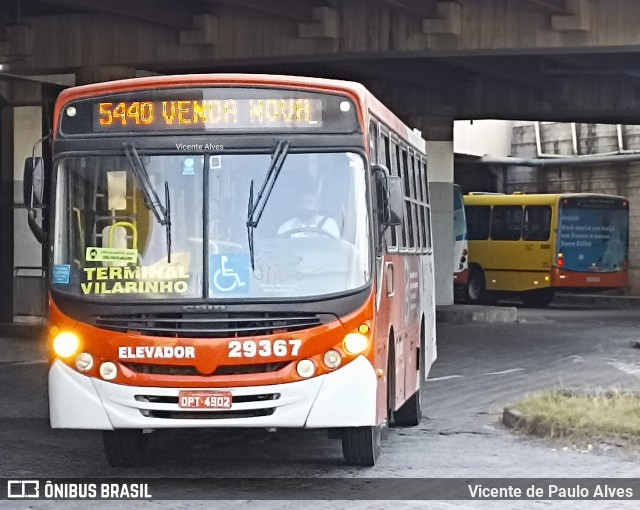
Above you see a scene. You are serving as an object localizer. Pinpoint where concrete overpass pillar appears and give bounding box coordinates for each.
[0,102,15,323]
[417,117,454,306]
[76,66,137,85]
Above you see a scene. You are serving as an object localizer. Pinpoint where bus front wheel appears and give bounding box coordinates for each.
[341,426,381,466]
[103,430,147,467]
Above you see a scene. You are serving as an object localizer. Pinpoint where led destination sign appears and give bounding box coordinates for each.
[97,98,322,130]
[59,87,358,135]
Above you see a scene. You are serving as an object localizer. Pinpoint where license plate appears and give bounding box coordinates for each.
[178,391,232,409]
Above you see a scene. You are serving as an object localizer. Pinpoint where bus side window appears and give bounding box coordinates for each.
[523,205,551,241]
[491,205,523,241]
[383,133,398,251]
[369,120,378,164]
[466,205,491,240]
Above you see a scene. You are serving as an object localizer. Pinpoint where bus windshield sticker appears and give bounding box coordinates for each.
[210,156,222,169]
[210,254,251,294]
[52,264,71,284]
[181,157,197,176]
[80,263,190,295]
[85,247,138,263]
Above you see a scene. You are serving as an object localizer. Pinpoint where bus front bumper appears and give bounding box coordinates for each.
[49,356,378,430]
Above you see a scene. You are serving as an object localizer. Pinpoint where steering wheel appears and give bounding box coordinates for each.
[277,226,337,238]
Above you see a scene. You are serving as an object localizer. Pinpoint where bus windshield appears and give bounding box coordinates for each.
[453,185,467,243]
[52,151,371,300]
[558,199,629,273]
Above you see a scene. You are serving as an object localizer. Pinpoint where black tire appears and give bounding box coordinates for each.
[341,426,382,466]
[466,267,492,304]
[103,430,147,467]
[521,288,555,307]
[393,385,422,426]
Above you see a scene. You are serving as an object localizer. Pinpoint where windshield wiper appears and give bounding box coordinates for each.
[123,143,172,263]
[246,140,290,269]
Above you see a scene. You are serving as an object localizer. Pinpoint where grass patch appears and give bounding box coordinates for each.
[508,390,640,441]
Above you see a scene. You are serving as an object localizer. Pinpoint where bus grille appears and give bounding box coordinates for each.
[91,311,332,338]
[123,362,289,376]
[141,408,276,420]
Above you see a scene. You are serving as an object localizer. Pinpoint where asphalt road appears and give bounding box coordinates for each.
[1,305,640,509]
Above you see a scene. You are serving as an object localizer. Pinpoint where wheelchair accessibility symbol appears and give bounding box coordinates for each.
[210,254,251,294]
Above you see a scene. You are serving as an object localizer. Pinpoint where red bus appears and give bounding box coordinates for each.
[24,74,436,466]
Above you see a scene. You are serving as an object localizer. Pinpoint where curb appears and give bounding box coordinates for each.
[0,322,48,340]
[436,305,518,324]
[502,407,525,429]
[502,406,562,438]
[554,293,640,309]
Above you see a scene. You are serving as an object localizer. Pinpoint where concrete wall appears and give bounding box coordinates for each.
[454,120,514,158]
[508,122,640,294]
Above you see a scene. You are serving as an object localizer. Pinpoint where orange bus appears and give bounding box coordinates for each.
[24,74,436,467]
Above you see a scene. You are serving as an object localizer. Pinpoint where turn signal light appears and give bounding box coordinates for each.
[52,332,80,358]
[343,332,369,355]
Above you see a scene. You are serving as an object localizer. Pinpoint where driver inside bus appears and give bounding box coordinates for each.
[277,187,340,238]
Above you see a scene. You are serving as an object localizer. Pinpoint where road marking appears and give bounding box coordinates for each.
[427,375,464,382]
[608,361,640,377]
[483,368,524,376]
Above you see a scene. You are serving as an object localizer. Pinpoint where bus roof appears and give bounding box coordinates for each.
[55,73,425,152]
[464,192,628,206]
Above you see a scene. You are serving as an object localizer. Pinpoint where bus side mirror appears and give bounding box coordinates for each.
[24,157,45,207]
[23,157,48,244]
[385,175,404,226]
[372,164,404,227]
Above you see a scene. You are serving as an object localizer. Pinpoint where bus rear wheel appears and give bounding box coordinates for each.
[466,267,492,304]
[521,288,555,307]
[341,426,381,466]
[103,430,147,467]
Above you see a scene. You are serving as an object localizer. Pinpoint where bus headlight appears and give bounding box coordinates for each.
[323,350,342,369]
[52,332,80,358]
[99,362,118,381]
[75,353,94,372]
[296,359,316,378]
[343,332,369,355]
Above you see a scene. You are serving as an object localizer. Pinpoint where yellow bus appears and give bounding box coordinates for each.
[463,193,629,307]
